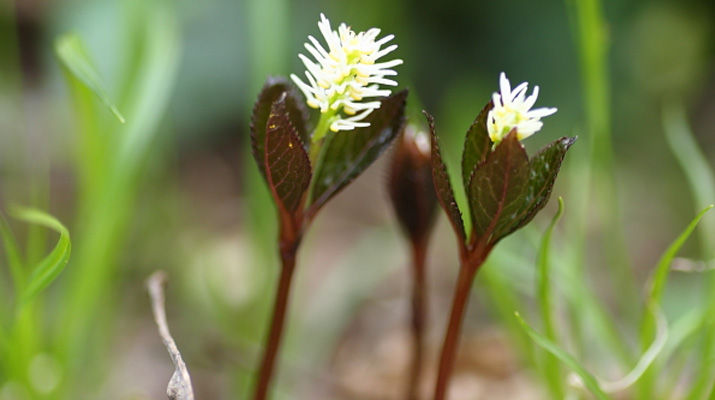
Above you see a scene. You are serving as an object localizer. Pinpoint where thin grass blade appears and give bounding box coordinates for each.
[0,213,25,295]
[55,34,125,123]
[642,205,713,343]
[536,197,565,398]
[663,101,715,400]
[515,312,613,400]
[11,208,71,307]
[639,205,712,399]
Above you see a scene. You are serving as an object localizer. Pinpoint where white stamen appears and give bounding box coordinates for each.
[292,14,402,132]
[487,72,557,142]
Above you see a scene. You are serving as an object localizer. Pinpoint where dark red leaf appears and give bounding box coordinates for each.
[264,94,312,215]
[251,77,310,179]
[462,101,494,189]
[503,136,577,236]
[467,130,529,243]
[425,111,467,245]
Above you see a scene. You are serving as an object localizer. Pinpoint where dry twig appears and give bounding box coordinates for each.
[147,271,195,400]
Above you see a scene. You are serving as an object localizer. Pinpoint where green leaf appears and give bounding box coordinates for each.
[55,33,125,123]
[467,130,528,243]
[515,312,613,400]
[250,77,311,180]
[508,136,577,238]
[308,90,407,215]
[424,111,467,246]
[11,208,71,306]
[263,94,312,216]
[461,101,494,190]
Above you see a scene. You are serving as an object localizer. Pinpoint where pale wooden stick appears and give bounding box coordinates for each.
[147,271,195,400]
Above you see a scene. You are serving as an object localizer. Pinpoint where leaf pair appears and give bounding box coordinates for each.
[250,78,407,236]
[427,101,576,256]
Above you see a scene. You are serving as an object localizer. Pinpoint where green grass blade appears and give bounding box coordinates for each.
[0,213,25,296]
[0,215,19,356]
[557,244,632,364]
[536,197,565,398]
[660,309,704,365]
[56,1,180,392]
[0,323,7,355]
[11,208,71,307]
[655,309,704,398]
[641,205,713,344]
[663,101,715,253]
[565,0,640,363]
[600,306,668,393]
[114,1,180,168]
[638,205,712,399]
[480,260,535,364]
[515,312,612,400]
[662,101,715,400]
[55,34,125,124]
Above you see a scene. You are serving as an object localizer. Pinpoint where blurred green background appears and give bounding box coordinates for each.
[1,0,714,399]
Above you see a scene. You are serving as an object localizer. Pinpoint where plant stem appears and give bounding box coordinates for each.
[308,111,337,164]
[433,261,478,400]
[311,110,336,147]
[253,245,298,400]
[407,241,428,400]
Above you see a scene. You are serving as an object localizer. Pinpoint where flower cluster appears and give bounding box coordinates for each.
[487,72,557,142]
[251,13,575,400]
[291,14,403,134]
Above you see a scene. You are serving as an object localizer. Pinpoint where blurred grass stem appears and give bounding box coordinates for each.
[52,1,180,395]
[537,198,565,399]
[662,101,715,400]
[565,0,634,365]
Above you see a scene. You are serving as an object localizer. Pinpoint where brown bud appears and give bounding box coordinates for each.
[387,124,438,245]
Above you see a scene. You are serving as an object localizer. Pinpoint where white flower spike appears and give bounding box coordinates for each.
[487,72,557,142]
[290,14,403,138]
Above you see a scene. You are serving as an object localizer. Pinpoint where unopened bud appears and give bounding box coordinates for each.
[387,124,438,245]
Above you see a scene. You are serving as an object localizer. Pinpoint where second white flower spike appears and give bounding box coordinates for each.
[487,72,557,142]
[291,14,403,138]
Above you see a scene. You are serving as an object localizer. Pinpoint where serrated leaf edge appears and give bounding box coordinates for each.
[250,78,311,178]
[425,111,467,247]
[264,94,312,217]
[502,136,577,237]
[461,100,494,189]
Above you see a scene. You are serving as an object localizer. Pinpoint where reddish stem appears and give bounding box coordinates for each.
[252,245,297,400]
[407,241,428,400]
[433,263,476,400]
[433,237,494,400]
